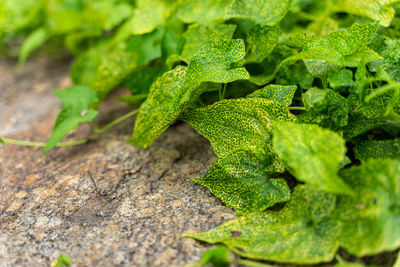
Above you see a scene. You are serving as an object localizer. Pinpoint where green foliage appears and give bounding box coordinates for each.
[43,86,98,154]
[130,30,249,148]
[51,254,71,267]
[354,138,400,160]
[246,85,297,107]
[195,245,230,267]
[336,159,400,256]
[184,186,342,264]
[182,98,294,158]
[3,0,400,266]
[191,148,290,214]
[272,122,352,194]
[225,0,293,26]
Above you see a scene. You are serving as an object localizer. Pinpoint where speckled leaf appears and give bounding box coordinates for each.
[343,112,388,140]
[327,69,354,92]
[184,185,341,264]
[44,86,99,154]
[369,37,400,82]
[246,84,297,107]
[354,139,400,161]
[302,87,349,129]
[176,0,232,24]
[181,98,295,158]
[225,0,293,26]
[130,32,249,148]
[281,23,382,68]
[122,0,171,36]
[192,148,290,214]
[91,47,138,101]
[247,25,280,62]
[336,159,400,256]
[272,122,353,194]
[180,24,237,63]
[333,0,400,27]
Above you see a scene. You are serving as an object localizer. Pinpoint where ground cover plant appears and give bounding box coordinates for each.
[1,0,400,266]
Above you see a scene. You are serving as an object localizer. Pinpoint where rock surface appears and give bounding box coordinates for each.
[0,58,235,266]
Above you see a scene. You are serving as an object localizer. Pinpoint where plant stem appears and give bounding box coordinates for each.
[288,106,306,111]
[1,109,139,148]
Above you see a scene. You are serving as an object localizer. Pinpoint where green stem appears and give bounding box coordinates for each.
[94,109,139,134]
[288,106,306,111]
[1,109,139,148]
[222,83,228,100]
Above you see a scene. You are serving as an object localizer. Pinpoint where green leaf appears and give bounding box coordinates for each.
[176,0,231,24]
[184,185,341,264]
[125,0,171,35]
[44,86,99,154]
[369,37,400,83]
[181,98,295,158]
[225,0,293,26]
[272,122,353,194]
[336,159,400,256]
[91,46,138,101]
[247,84,297,107]
[198,246,230,267]
[354,139,400,160]
[18,27,48,66]
[281,23,381,68]
[302,87,349,129]
[246,25,280,62]
[333,0,400,27]
[130,32,249,148]
[192,148,290,214]
[123,66,162,96]
[180,24,237,63]
[125,28,164,66]
[327,69,355,92]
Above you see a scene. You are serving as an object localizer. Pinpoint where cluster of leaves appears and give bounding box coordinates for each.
[2,0,400,266]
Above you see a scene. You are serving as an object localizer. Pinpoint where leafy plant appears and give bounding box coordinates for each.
[2,0,400,266]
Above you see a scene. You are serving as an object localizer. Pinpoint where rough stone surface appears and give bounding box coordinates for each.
[0,58,235,266]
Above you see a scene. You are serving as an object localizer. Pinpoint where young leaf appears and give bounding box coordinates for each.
[184,185,341,264]
[336,159,400,256]
[130,32,249,148]
[246,25,280,62]
[246,84,297,107]
[272,122,353,194]
[176,0,231,24]
[196,245,230,267]
[44,86,99,154]
[180,24,237,63]
[192,148,290,214]
[225,0,293,27]
[302,87,349,129]
[354,139,400,160]
[91,46,138,101]
[333,0,400,27]
[18,27,48,66]
[181,98,295,158]
[281,23,381,68]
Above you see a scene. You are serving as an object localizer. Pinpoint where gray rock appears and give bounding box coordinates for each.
[0,58,235,266]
